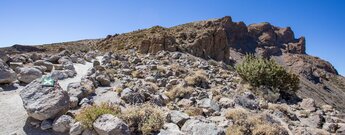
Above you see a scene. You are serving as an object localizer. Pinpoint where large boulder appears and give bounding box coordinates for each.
[93,114,130,135]
[17,67,43,83]
[34,60,53,72]
[19,78,70,120]
[0,59,17,84]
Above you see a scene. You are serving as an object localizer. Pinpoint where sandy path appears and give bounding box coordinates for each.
[0,56,102,135]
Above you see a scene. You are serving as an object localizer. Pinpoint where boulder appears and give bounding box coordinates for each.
[70,122,84,135]
[9,62,23,71]
[0,60,17,84]
[53,115,75,133]
[93,114,130,135]
[300,98,316,112]
[67,82,89,100]
[0,51,10,62]
[19,79,70,120]
[197,98,220,113]
[17,67,43,83]
[51,70,68,80]
[166,110,190,127]
[34,60,53,72]
[159,123,184,135]
[96,74,111,86]
[120,88,145,104]
[234,95,259,110]
[41,119,53,130]
[181,119,224,135]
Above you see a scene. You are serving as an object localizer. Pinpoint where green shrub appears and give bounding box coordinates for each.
[236,55,299,96]
[75,103,121,128]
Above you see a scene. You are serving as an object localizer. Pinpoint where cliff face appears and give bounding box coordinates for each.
[96,16,345,110]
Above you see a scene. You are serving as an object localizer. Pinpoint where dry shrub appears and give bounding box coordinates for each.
[165,85,194,100]
[184,70,209,88]
[252,123,288,135]
[225,110,288,135]
[131,70,144,78]
[120,104,164,135]
[225,108,249,121]
[75,103,121,128]
[184,107,204,116]
[144,82,159,94]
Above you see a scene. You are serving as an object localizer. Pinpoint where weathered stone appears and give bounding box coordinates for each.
[0,60,16,84]
[159,123,184,135]
[300,98,316,112]
[96,74,111,86]
[181,119,224,135]
[70,122,84,135]
[53,115,75,133]
[93,114,130,135]
[17,67,42,83]
[41,119,53,130]
[20,79,70,120]
[197,98,220,113]
[34,60,53,72]
[167,111,190,127]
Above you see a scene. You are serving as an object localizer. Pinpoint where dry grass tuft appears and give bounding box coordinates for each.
[165,85,194,100]
[120,103,165,135]
[184,107,204,116]
[184,70,208,88]
[225,108,249,121]
[75,103,121,128]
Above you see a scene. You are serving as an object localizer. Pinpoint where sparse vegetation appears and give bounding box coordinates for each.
[236,55,300,98]
[225,111,288,135]
[184,107,204,116]
[225,108,249,121]
[120,104,164,135]
[184,70,209,88]
[75,103,121,128]
[165,85,194,100]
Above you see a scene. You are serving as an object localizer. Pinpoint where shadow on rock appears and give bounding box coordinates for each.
[23,117,68,135]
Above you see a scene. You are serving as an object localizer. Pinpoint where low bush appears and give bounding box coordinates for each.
[165,85,194,100]
[120,104,164,135]
[75,103,121,128]
[184,70,209,88]
[236,55,299,98]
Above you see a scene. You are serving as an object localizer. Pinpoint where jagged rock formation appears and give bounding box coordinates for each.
[1,16,345,135]
[95,16,345,111]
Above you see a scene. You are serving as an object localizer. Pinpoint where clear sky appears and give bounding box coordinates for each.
[0,0,344,75]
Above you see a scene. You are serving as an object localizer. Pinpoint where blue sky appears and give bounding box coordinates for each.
[0,0,344,75]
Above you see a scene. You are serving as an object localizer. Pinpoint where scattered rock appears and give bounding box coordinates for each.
[34,60,53,72]
[41,119,53,130]
[167,110,190,127]
[159,123,184,135]
[0,60,17,84]
[300,98,316,112]
[70,122,84,135]
[181,119,224,135]
[197,98,220,113]
[93,114,130,135]
[52,115,75,133]
[17,67,42,83]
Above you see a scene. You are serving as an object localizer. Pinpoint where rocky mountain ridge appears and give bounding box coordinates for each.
[1,16,345,135]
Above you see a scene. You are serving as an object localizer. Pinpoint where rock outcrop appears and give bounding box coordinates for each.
[19,78,70,120]
[0,59,16,84]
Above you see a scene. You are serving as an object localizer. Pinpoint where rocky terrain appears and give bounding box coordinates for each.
[0,16,345,135]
